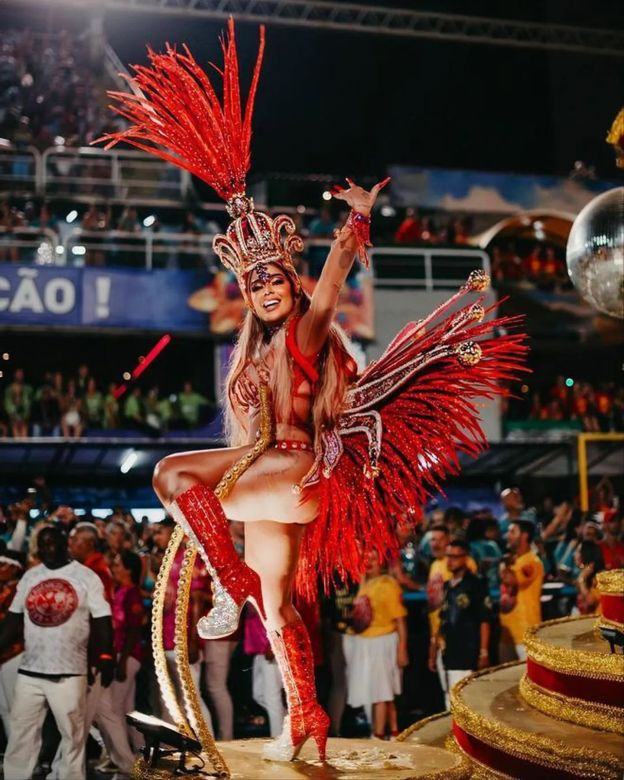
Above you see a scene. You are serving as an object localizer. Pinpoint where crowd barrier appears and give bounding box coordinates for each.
[0,226,489,288]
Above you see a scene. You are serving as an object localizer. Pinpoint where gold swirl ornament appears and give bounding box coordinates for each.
[463,269,490,291]
[455,340,482,367]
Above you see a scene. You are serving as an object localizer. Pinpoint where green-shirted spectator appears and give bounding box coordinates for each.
[84,378,104,428]
[144,386,174,432]
[157,396,174,428]
[103,383,120,430]
[124,387,144,428]
[178,381,209,428]
[5,383,31,438]
[4,368,33,410]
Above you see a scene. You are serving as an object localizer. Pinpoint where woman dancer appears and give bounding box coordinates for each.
[97,19,527,762]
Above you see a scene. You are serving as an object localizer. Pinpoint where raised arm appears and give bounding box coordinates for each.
[296,177,390,355]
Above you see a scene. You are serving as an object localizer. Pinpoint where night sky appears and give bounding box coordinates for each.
[6,0,624,181]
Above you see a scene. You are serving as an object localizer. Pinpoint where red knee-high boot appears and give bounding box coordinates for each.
[262,617,330,761]
[170,484,265,639]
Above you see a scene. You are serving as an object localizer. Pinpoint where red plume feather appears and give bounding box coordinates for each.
[93,17,265,202]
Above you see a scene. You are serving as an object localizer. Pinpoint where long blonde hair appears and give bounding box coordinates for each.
[225,286,357,448]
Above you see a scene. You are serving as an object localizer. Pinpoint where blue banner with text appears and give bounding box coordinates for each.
[0,264,211,332]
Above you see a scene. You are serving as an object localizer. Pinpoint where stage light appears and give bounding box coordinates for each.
[143,215,156,227]
[381,205,396,217]
[120,451,138,474]
[126,712,202,773]
[54,136,65,147]
[72,245,86,256]
[322,190,332,201]
[123,371,131,381]
[2,353,9,360]
[565,377,574,387]
[66,210,78,223]
[296,205,306,214]
[521,384,529,393]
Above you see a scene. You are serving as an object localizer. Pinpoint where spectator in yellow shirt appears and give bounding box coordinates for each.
[499,520,544,661]
[344,551,408,740]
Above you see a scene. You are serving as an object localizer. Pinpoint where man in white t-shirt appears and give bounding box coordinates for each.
[0,525,113,780]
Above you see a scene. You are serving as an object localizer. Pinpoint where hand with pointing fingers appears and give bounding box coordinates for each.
[331,176,391,217]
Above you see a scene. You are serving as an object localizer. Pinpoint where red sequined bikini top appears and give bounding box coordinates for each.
[231,316,320,434]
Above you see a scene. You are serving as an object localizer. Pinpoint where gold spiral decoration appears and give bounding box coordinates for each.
[173,543,229,777]
[148,384,275,778]
[150,524,191,735]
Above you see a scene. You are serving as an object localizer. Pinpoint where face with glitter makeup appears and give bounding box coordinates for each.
[248,262,295,324]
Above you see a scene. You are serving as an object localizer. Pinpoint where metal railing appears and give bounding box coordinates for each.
[0,227,59,264]
[0,147,39,194]
[64,228,216,270]
[0,228,489,287]
[41,146,193,203]
[366,246,490,289]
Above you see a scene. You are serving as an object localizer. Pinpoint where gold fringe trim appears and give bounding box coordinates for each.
[520,673,624,735]
[213,384,274,501]
[524,615,624,681]
[396,710,450,742]
[596,614,624,632]
[450,661,624,780]
[597,569,624,595]
[445,735,515,780]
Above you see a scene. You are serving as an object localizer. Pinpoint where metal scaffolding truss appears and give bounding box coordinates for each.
[13,0,623,57]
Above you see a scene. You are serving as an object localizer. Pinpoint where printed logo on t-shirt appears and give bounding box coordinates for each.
[25,578,79,627]
[427,573,444,611]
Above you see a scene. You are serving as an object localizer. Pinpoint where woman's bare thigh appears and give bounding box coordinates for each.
[154,446,318,524]
[223,449,318,524]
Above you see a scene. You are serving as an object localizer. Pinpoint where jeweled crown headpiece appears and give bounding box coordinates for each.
[94,18,302,305]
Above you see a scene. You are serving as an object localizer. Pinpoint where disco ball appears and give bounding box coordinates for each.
[566,187,624,319]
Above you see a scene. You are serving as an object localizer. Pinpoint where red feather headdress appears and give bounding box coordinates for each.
[95,18,303,303]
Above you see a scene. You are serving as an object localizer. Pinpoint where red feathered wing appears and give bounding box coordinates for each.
[93,17,265,201]
[295,279,529,598]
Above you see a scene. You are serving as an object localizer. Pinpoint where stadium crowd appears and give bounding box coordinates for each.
[0,28,117,150]
[0,480,621,776]
[1,366,214,439]
[490,242,569,290]
[503,376,624,433]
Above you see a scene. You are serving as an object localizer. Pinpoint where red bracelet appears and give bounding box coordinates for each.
[346,210,372,268]
[99,653,114,661]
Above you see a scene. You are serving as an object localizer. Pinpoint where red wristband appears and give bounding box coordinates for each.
[99,653,114,661]
[346,210,372,268]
